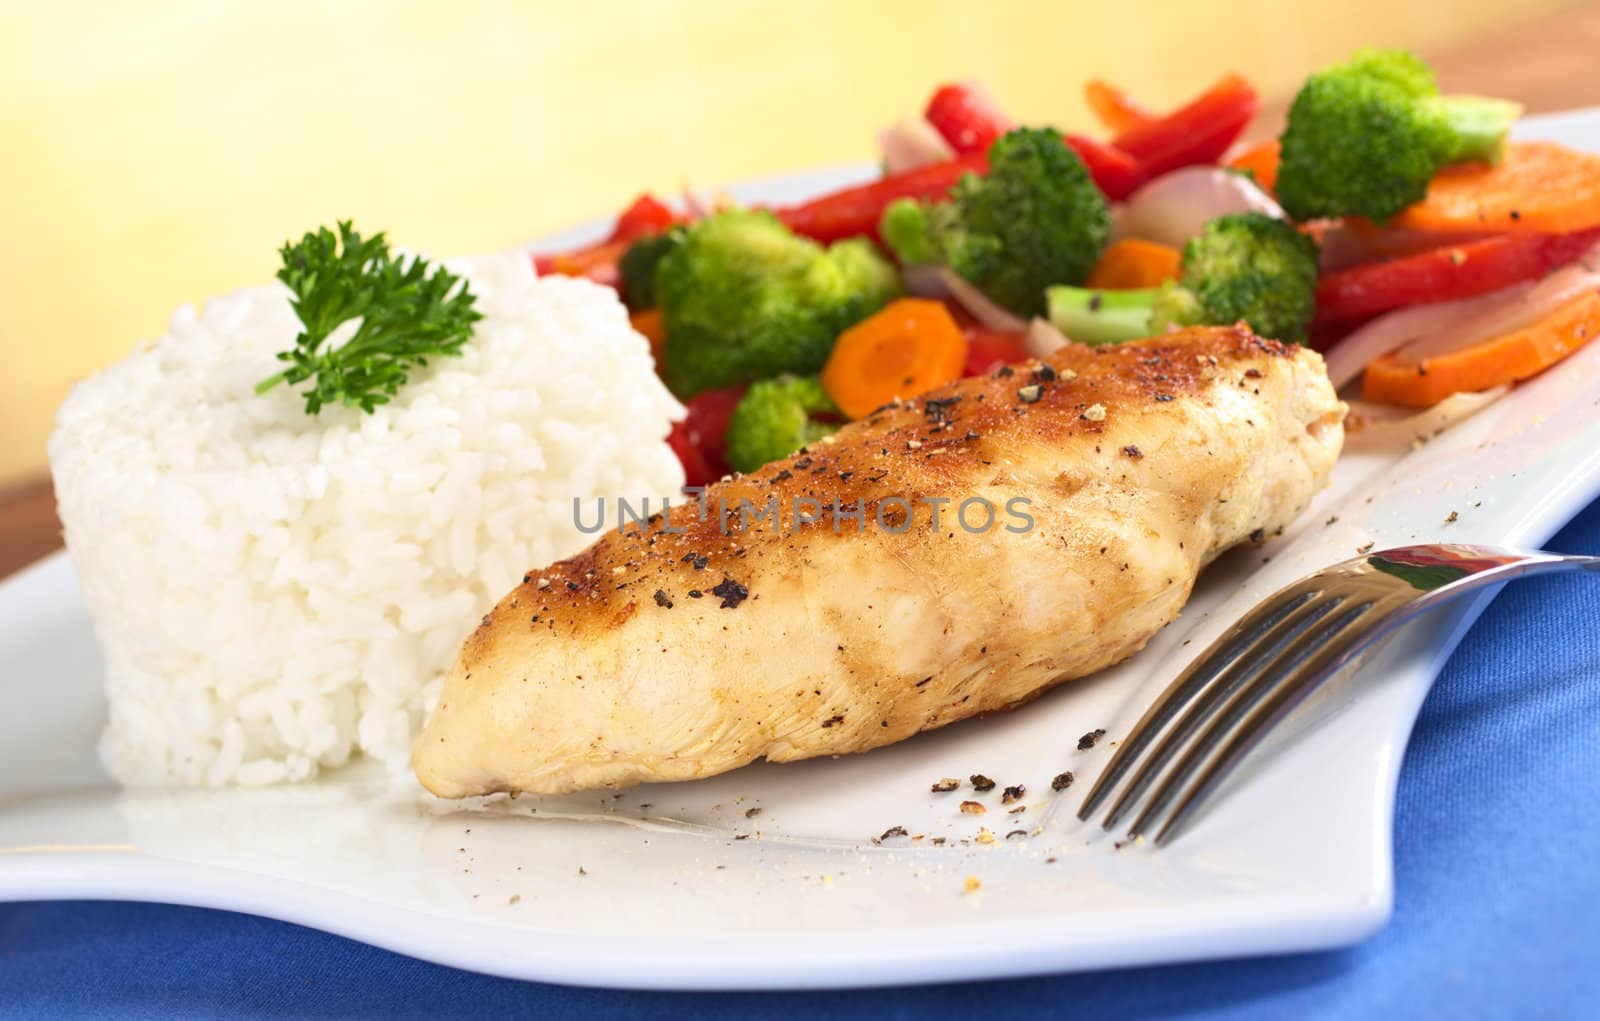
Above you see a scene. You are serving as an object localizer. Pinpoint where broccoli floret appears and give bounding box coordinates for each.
[655,210,901,399]
[618,227,684,310]
[1046,212,1319,344]
[880,128,1110,317]
[723,375,840,473]
[1275,49,1523,223]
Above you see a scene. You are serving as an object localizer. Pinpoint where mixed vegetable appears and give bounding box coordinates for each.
[533,50,1600,481]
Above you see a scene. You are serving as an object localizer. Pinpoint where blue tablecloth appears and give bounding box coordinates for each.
[4,499,1599,1020]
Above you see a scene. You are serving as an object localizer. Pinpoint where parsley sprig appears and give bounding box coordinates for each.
[256,221,482,414]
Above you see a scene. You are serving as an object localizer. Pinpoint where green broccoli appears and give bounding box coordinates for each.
[723,375,840,473]
[655,210,901,399]
[879,127,1110,318]
[1275,49,1523,223]
[617,226,684,310]
[1045,212,1319,344]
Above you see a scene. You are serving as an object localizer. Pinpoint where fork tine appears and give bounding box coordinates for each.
[1076,583,1329,822]
[1145,595,1420,844]
[1096,591,1349,829]
[1131,594,1409,844]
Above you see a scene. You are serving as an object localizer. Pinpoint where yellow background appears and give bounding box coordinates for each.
[0,0,1576,487]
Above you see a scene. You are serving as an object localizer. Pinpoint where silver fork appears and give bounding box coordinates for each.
[1078,543,1600,847]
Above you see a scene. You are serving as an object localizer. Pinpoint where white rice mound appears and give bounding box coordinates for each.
[50,252,685,787]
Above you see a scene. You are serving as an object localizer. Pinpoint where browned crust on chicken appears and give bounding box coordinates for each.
[416,326,1344,797]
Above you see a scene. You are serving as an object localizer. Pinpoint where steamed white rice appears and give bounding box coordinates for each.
[49,252,685,786]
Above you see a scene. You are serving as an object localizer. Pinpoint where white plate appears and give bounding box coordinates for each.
[4,112,1600,991]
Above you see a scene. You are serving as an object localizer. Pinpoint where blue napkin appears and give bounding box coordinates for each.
[4,498,1598,1020]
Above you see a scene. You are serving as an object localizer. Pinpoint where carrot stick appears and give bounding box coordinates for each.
[820,299,969,419]
[1085,79,1155,135]
[1362,291,1600,407]
[1085,239,1182,290]
[1391,141,1600,235]
[629,308,667,365]
[1227,140,1280,193]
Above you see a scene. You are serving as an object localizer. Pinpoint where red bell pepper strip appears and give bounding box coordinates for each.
[608,192,679,243]
[667,385,745,488]
[776,134,1146,244]
[961,326,1029,376]
[1112,74,1259,180]
[1064,134,1144,201]
[773,151,989,243]
[924,82,1013,155]
[1315,227,1600,323]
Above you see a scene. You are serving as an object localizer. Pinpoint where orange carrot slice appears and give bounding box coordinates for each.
[1085,239,1182,290]
[1227,140,1280,193]
[1391,141,1600,235]
[821,299,969,419]
[629,308,666,365]
[1085,79,1155,135]
[1362,291,1600,407]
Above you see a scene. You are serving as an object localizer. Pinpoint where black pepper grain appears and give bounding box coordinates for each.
[1077,729,1107,750]
[652,589,673,609]
[712,577,748,609]
[970,774,996,792]
[1050,771,1074,791]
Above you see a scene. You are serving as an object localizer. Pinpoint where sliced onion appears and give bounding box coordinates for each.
[1324,283,1533,390]
[878,117,955,175]
[1344,387,1508,451]
[1113,167,1285,248]
[900,263,950,299]
[680,186,713,220]
[1025,317,1070,357]
[1392,261,1600,365]
[937,267,1027,331]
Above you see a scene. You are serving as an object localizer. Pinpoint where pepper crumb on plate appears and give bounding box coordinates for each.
[1001,784,1026,804]
[1051,771,1075,791]
[970,774,996,792]
[1077,728,1107,750]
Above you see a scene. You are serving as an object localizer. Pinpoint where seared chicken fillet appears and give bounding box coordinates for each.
[415,326,1344,797]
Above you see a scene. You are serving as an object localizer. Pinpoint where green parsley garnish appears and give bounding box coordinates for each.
[256,221,482,414]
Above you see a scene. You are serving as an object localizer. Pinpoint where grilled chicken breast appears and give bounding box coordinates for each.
[415,326,1344,797]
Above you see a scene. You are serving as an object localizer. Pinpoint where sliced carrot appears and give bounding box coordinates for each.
[1085,79,1155,135]
[629,307,666,365]
[1391,141,1600,235]
[1362,291,1600,407]
[821,298,969,419]
[1085,239,1182,290]
[1227,140,1280,193]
